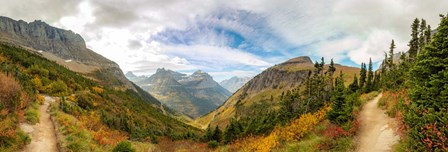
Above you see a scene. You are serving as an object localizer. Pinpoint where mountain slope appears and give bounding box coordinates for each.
[133,69,231,118]
[195,56,360,128]
[0,16,133,90]
[220,76,252,93]
[0,44,199,151]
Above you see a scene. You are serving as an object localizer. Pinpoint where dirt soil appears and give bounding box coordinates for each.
[22,96,58,152]
[356,93,400,152]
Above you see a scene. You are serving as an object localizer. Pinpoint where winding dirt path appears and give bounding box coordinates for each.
[357,93,400,152]
[22,96,58,152]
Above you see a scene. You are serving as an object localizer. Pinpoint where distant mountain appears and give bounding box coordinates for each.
[131,68,231,118]
[125,71,147,82]
[220,76,252,93]
[0,16,133,90]
[195,56,360,128]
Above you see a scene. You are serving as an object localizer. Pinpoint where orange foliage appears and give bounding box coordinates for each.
[231,106,331,151]
[36,94,45,104]
[91,86,104,94]
[0,72,22,110]
[79,112,126,146]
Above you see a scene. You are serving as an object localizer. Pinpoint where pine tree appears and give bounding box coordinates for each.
[425,25,432,44]
[388,40,396,68]
[328,58,336,75]
[407,14,448,151]
[359,63,366,90]
[327,72,349,125]
[212,126,222,142]
[202,125,213,141]
[408,18,420,61]
[366,58,373,92]
[348,74,359,92]
[419,19,427,52]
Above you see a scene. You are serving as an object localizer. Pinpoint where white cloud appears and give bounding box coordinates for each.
[347,30,408,64]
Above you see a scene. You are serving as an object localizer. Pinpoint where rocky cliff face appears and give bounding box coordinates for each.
[132,68,231,118]
[0,16,133,89]
[220,76,252,93]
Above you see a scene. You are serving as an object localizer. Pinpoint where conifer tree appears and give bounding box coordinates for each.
[327,72,349,125]
[348,74,359,92]
[425,25,432,44]
[328,58,336,75]
[359,63,366,90]
[419,19,427,51]
[366,58,373,92]
[388,40,396,67]
[408,18,420,61]
[202,125,213,141]
[212,126,222,142]
[407,14,448,151]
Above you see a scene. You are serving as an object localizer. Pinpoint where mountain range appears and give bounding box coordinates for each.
[219,76,252,93]
[128,69,232,118]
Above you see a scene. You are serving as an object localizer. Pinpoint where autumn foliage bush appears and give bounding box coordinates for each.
[231,106,331,152]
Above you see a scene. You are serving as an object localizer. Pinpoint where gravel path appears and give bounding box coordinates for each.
[22,96,58,152]
[356,93,400,152]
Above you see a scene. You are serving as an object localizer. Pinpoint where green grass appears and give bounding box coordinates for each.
[273,133,323,152]
[25,102,40,124]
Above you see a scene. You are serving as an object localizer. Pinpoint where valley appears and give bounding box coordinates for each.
[0,2,447,152]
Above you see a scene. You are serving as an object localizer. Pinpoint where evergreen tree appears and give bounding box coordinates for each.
[419,19,427,52]
[202,125,213,141]
[212,126,222,142]
[408,18,420,61]
[425,25,432,44]
[407,14,448,151]
[359,63,366,90]
[327,72,349,125]
[388,40,396,68]
[372,71,380,91]
[366,58,374,92]
[348,74,359,93]
[328,58,336,75]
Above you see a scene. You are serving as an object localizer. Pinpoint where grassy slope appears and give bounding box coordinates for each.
[195,60,360,129]
[0,44,200,151]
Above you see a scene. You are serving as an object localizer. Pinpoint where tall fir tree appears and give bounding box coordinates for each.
[366,58,373,92]
[407,14,448,151]
[359,62,367,90]
[327,72,350,125]
[408,18,420,61]
[348,74,359,93]
[212,126,222,142]
[425,25,432,44]
[328,58,336,75]
[388,39,396,68]
[419,19,427,52]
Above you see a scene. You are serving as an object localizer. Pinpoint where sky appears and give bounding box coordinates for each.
[1,0,448,82]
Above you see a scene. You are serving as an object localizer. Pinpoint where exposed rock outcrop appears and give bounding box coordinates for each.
[0,16,134,89]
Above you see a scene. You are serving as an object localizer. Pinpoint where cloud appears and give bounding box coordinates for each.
[347,30,408,64]
[2,0,448,79]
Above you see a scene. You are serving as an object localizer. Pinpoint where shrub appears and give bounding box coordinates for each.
[0,72,21,110]
[113,141,135,152]
[208,140,219,149]
[25,102,39,124]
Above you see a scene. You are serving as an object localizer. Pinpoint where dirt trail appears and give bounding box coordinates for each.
[22,96,58,152]
[357,93,400,152]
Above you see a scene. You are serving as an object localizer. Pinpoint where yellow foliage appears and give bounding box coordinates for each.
[91,86,104,94]
[31,77,44,91]
[234,106,331,152]
[36,94,45,105]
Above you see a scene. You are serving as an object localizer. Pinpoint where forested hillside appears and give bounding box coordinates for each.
[0,44,199,151]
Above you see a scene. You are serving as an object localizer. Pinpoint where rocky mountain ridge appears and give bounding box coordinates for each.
[0,16,133,89]
[219,76,252,93]
[129,68,231,118]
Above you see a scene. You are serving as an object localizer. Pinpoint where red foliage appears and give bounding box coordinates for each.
[421,123,448,150]
[321,123,349,139]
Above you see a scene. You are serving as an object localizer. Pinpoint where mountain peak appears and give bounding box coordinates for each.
[125,71,137,78]
[282,56,313,65]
